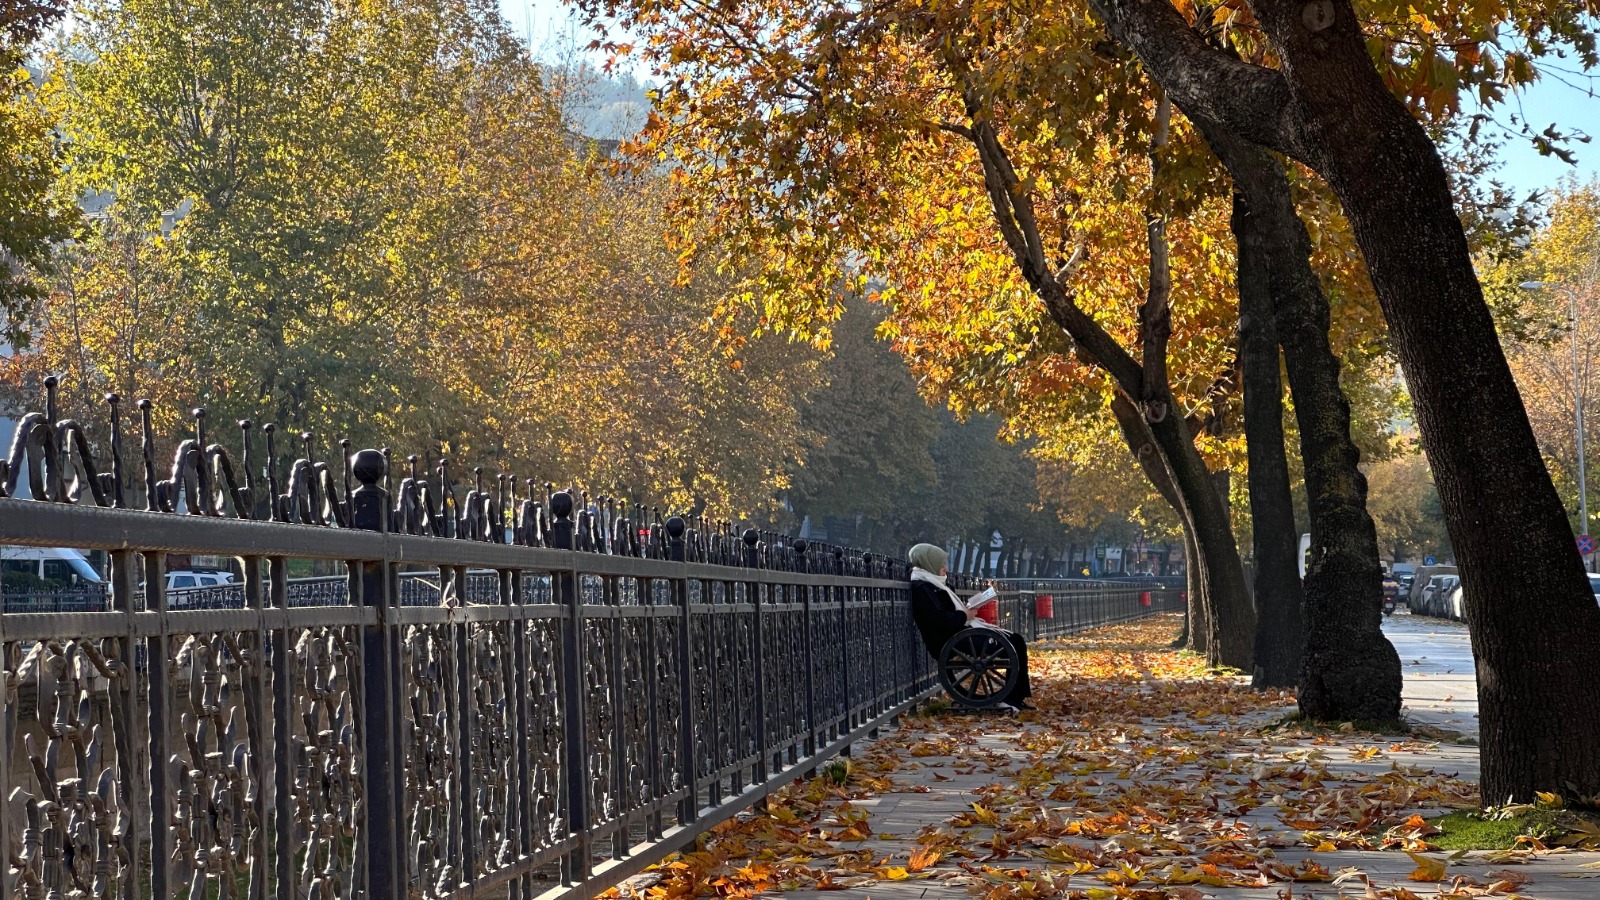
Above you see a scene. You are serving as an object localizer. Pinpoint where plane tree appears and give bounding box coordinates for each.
[1084,0,1600,801]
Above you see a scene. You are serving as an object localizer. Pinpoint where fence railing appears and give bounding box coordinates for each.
[1,572,538,611]
[0,379,1179,900]
[992,578,1186,641]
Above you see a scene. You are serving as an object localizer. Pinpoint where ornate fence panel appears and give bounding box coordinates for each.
[0,381,1172,900]
[994,578,1186,641]
[0,383,947,900]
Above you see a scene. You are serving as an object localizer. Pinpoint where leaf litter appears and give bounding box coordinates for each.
[605,614,1592,899]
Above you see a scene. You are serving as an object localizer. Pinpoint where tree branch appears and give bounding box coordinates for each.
[1082,0,1311,161]
[1140,90,1174,423]
[948,76,1148,399]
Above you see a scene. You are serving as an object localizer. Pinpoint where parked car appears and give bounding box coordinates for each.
[1418,574,1459,617]
[137,569,241,609]
[1436,576,1460,617]
[1,547,107,612]
[1444,584,1466,622]
[1588,573,1600,604]
[1407,565,1458,610]
[1392,563,1416,591]
[1415,576,1441,615]
[165,569,236,591]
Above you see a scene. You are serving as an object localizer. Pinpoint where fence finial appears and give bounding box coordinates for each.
[549,490,574,551]
[350,449,388,533]
[105,394,125,509]
[665,515,686,562]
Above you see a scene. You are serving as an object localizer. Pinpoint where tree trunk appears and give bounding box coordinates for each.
[1177,525,1201,651]
[1246,0,1597,780]
[1083,0,1565,793]
[1111,394,1209,654]
[1207,126,1402,717]
[1106,402,1244,667]
[1134,93,1251,670]
[956,96,1254,670]
[1233,190,1305,690]
[1146,409,1254,668]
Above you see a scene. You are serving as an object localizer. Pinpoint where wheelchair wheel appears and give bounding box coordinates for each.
[938,627,1021,709]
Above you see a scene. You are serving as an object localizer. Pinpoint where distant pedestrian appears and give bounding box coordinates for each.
[907,543,1033,711]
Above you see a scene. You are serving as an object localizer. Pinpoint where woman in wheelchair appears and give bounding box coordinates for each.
[907,543,1034,711]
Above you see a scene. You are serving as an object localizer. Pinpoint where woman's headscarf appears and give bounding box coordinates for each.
[908,543,949,574]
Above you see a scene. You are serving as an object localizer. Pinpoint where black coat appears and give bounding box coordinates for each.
[911,579,968,659]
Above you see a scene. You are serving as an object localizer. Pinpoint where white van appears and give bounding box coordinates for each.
[1,547,104,586]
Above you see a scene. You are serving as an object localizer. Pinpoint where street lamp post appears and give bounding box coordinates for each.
[1523,280,1589,568]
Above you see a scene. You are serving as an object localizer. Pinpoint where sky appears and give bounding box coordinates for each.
[499,0,1600,200]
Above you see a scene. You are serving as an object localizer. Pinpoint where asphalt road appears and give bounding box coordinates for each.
[1383,610,1480,737]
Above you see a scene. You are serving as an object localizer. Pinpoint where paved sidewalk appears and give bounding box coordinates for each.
[616,615,1599,899]
[1384,612,1481,739]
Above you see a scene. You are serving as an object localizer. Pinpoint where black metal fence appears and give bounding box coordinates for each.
[992,578,1186,640]
[0,585,109,612]
[1,379,1176,900]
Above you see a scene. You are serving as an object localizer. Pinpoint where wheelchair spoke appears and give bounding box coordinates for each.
[980,667,1007,695]
[971,668,994,695]
[951,668,978,695]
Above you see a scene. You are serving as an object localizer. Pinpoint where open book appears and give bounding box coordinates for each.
[963,586,998,611]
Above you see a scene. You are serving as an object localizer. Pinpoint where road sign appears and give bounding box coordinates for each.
[1424,556,1436,566]
[1580,535,1596,555]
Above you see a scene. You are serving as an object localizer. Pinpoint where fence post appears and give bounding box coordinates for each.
[745,530,769,789]
[549,492,592,884]
[795,540,816,757]
[668,517,696,826]
[350,449,403,900]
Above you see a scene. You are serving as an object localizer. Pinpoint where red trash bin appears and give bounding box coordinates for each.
[975,601,999,624]
[1139,591,1152,607]
[1035,594,1054,619]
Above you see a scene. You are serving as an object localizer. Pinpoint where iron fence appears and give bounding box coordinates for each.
[0,586,109,612]
[993,578,1186,641]
[0,379,1176,900]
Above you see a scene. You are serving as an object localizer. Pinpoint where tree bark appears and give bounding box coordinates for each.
[1135,93,1254,669]
[1146,411,1253,666]
[1233,189,1305,690]
[1177,525,1202,652]
[1209,127,1402,718]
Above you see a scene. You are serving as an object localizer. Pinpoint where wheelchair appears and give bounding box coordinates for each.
[937,626,1022,709]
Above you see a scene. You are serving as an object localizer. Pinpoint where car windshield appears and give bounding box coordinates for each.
[1587,574,1600,592]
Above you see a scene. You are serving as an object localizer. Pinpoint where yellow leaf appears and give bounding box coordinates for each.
[970,803,1000,826]
[1405,851,1447,882]
[907,848,942,872]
